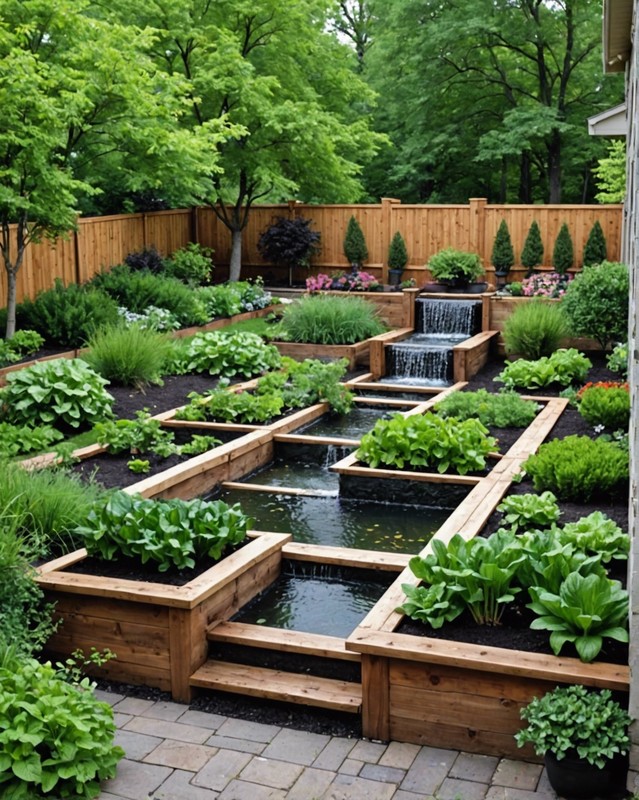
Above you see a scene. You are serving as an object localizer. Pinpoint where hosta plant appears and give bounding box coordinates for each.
[356,412,497,474]
[177,330,281,377]
[435,389,538,429]
[0,359,114,431]
[496,491,560,533]
[559,512,629,563]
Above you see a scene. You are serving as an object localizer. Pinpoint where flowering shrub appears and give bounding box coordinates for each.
[521,272,571,298]
[306,269,381,292]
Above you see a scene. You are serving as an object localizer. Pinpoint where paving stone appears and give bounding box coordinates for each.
[123,716,211,744]
[261,728,331,766]
[112,697,156,716]
[312,737,357,770]
[113,713,133,728]
[535,768,557,795]
[378,741,421,770]
[153,768,222,800]
[114,729,163,760]
[177,709,227,731]
[485,786,556,800]
[205,733,267,755]
[360,763,406,784]
[323,772,396,800]
[400,746,459,795]
[286,766,336,800]
[491,759,543,790]
[393,791,436,800]
[217,779,286,799]
[239,756,304,789]
[216,717,281,743]
[450,752,499,783]
[338,758,364,776]
[100,758,172,800]
[140,701,189,722]
[143,739,217,772]
[94,689,125,706]
[437,776,489,800]
[349,739,387,764]
[97,793,129,800]
[192,748,252,792]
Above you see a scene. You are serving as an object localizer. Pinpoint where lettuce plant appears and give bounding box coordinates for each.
[495,348,591,390]
[178,330,281,377]
[496,491,560,533]
[0,422,63,458]
[559,512,629,563]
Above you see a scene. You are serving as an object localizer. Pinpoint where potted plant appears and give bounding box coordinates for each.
[491,219,514,285]
[257,216,321,287]
[515,684,631,799]
[343,215,368,270]
[426,247,484,291]
[387,231,408,286]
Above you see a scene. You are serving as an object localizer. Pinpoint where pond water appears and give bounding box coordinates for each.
[296,406,397,438]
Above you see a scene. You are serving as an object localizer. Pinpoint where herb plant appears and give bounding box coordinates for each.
[497,491,560,532]
[435,389,538,428]
[495,349,591,389]
[356,412,497,474]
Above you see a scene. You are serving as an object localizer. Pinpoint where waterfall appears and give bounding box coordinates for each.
[416,298,481,336]
[323,445,353,467]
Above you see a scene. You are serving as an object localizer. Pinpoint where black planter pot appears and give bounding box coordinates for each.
[544,750,629,799]
[388,268,404,287]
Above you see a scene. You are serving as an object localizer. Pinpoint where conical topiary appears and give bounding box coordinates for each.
[552,223,574,275]
[388,231,408,270]
[582,220,607,266]
[343,215,368,267]
[521,221,544,275]
[491,219,514,276]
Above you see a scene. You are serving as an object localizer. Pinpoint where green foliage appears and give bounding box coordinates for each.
[84,323,174,388]
[561,261,629,351]
[0,329,44,367]
[343,216,368,265]
[528,572,628,662]
[356,412,497,474]
[398,581,464,629]
[19,281,120,349]
[552,223,574,274]
[491,219,514,274]
[278,294,386,345]
[124,246,166,274]
[197,280,273,319]
[54,647,116,687]
[559,512,629,563]
[582,220,607,266]
[177,331,282,378]
[497,491,561,533]
[435,389,538,428]
[521,435,629,502]
[520,221,544,272]
[607,341,628,378]
[257,217,321,269]
[0,653,124,798]
[77,492,252,571]
[178,434,222,456]
[177,386,285,424]
[427,247,484,284]
[502,300,568,359]
[0,358,114,431]
[164,243,213,286]
[594,140,626,203]
[506,281,523,296]
[495,348,591,390]
[127,458,150,474]
[577,384,630,431]
[0,422,63,459]
[388,231,408,271]
[94,411,177,458]
[515,685,631,768]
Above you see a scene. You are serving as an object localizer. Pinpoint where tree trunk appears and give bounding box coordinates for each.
[548,130,562,203]
[229,228,243,282]
[5,268,17,339]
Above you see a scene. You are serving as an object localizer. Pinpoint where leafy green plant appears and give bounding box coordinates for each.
[178,330,281,377]
[521,435,629,502]
[356,412,497,474]
[179,434,222,456]
[0,652,124,799]
[528,572,628,662]
[388,231,408,271]
[198,284,243,318]
[77,492,252,571]
[582,220,607,266]
[520,221,544,275]
[54,647,116,688]
[502,300,568,359]
[495,349,591,390]
[577,382,630,431]
[94,410,177,457]
[127,458,150,473]
[435,389,538,428]
[0,358,114,431]
[343,215,368,266]
[552,222,574,274]
[19,280,120,348]
[492,219,514,276]
[427,247,484,284]
[559,512,629,563]
[177,386,284,423]
[277,294,386,345]
[0,421,63,458]
[0,329,45,366]
[497,491,560,532]
[561,261,629,351]
[515,685,631,768]
[84,323,174,388]
[397,581,463,629]
[607,341,628,378]
[164,242,213,286]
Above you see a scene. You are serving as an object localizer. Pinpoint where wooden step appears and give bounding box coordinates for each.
[190,660,362,713]
[207,621,360,662]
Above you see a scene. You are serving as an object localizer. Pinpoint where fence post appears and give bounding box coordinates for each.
[469,198,487,264]
[381,197,401,284]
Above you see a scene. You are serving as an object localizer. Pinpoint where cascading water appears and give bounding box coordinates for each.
[386,298,482,386]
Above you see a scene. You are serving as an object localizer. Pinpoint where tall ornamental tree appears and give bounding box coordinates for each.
[0,0,227,339]
[117,0,384,282]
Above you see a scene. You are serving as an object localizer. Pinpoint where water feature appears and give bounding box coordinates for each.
[296,405,397,438]
[387,298,482,385]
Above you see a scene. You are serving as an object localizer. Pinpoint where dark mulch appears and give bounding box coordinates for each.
[108,373,222,419]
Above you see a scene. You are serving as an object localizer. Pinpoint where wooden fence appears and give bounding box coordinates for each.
[0,200,623,307]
